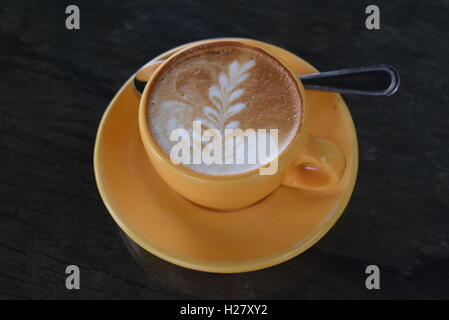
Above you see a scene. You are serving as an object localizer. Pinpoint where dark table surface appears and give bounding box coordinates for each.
[1,0,448,299]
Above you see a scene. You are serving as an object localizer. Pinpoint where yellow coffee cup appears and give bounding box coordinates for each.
[138,40,346,210]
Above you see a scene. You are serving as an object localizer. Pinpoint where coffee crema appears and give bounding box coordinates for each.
[147,42,303,175]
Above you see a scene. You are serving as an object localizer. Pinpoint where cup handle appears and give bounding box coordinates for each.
[282,133,346,190]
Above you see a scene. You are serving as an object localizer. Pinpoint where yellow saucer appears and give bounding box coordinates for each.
[94,39,358,273]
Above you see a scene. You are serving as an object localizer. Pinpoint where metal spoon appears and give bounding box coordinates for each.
[133,61,399,96]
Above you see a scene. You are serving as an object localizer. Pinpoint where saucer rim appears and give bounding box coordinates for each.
[93,38,359,273]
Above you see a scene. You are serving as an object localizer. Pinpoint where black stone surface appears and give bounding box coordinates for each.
[0,0,448,299]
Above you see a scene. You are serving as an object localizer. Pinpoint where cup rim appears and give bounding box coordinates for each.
[138,40,308,180]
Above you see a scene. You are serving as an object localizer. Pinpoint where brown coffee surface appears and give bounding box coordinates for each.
[148,43,302,175]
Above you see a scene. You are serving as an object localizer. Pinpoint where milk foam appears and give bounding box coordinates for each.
[148,43,302,175]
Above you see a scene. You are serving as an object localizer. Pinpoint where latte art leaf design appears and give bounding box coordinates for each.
[198,60,255,131]
[156,60,257,163]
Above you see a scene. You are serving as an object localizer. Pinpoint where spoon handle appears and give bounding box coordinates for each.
[299,64,400,96]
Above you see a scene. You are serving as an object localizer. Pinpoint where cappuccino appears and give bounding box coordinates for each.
[147,42,302,175]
